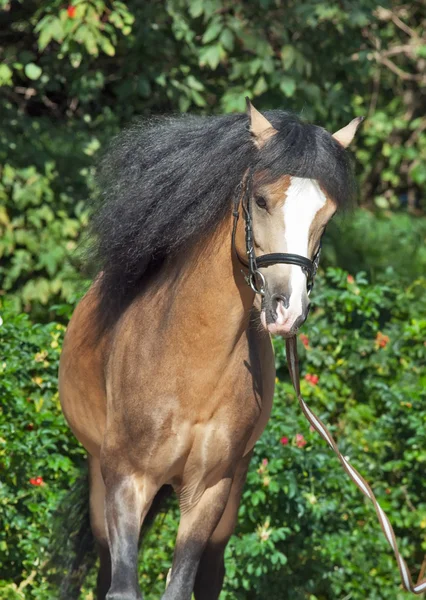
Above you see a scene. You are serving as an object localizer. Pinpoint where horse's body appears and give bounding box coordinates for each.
[59,102,360,599]
[60,218,275,598]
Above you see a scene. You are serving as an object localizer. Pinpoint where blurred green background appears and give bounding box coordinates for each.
[0,1,425,599]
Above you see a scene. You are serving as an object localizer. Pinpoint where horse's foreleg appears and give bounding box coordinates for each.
[161,477,233,600]
[193,451,253,600]
[89,456,111,600]
[102,463,156,600]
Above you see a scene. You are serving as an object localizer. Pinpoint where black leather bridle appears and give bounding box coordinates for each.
[232,168,321,296]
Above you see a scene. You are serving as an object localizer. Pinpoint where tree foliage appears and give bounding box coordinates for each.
[0,0,425,311]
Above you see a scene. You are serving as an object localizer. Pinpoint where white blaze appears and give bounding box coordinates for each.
[281,177,326,319]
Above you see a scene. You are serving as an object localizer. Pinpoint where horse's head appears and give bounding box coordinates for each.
[239,101,362,337]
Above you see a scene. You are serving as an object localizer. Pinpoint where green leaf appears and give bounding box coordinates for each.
[191,89,206,107]
[0,64,13,86]
[36,15,65,51]
[199,44,222,70]
[189,0,204,18]
[253,76,267,96]
[24,63,42,81]
[220,28,234,51]
[38,27,53,51]
[281,44,296,69]
[410,162,426,185]
[100,37,116,56]
[202,19,222,44]
[279,76,296,97]
[186,75,204,91]
[414,44,426,58]
[178,95,191,112]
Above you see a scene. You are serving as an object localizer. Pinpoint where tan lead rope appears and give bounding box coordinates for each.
[286,336,426,595]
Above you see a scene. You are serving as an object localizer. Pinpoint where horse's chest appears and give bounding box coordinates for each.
[177,334,275,456]
[106,326,275,484]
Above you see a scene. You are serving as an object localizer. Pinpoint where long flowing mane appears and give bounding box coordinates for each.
[89,110,355,329]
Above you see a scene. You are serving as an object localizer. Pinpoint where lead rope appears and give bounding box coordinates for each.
[286,335,426,595]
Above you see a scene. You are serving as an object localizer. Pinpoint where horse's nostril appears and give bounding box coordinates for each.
[271,293,289,310]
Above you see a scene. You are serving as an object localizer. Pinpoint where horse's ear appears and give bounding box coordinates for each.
[332,116,364,148]
[246,97,278,149]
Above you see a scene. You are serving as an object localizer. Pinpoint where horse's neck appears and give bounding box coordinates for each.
[152,214,255,352]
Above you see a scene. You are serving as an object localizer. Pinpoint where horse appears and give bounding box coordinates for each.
[58,100,362,600]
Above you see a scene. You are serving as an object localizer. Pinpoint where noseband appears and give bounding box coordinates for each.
[232,169,321,296]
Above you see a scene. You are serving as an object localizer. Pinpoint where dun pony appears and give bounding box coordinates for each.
[59,102,360,600]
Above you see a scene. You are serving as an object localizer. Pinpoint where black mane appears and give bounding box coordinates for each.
[89,110,355,329]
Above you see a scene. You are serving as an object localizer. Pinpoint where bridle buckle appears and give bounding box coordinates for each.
[248,269,266,296]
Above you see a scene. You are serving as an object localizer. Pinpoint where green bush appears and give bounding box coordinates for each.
[0,159,90,318]
[0,307,84,599]
[1,266,425,599]
[324,210,426,284]
[227,268,426,600]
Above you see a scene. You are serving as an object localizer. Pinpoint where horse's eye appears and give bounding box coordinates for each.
[256,196,267,209]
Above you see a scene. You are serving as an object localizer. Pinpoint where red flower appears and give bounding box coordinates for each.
[29,476,44,486]
[67,5,76,17]
[347,275,355,284]
[262,458,268,467]
[295,433,307,448]
[299,333,309,349]
[375,332,390,349]
[26,423,34,431]
[304,373,319,385]
[280,436,289,446]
